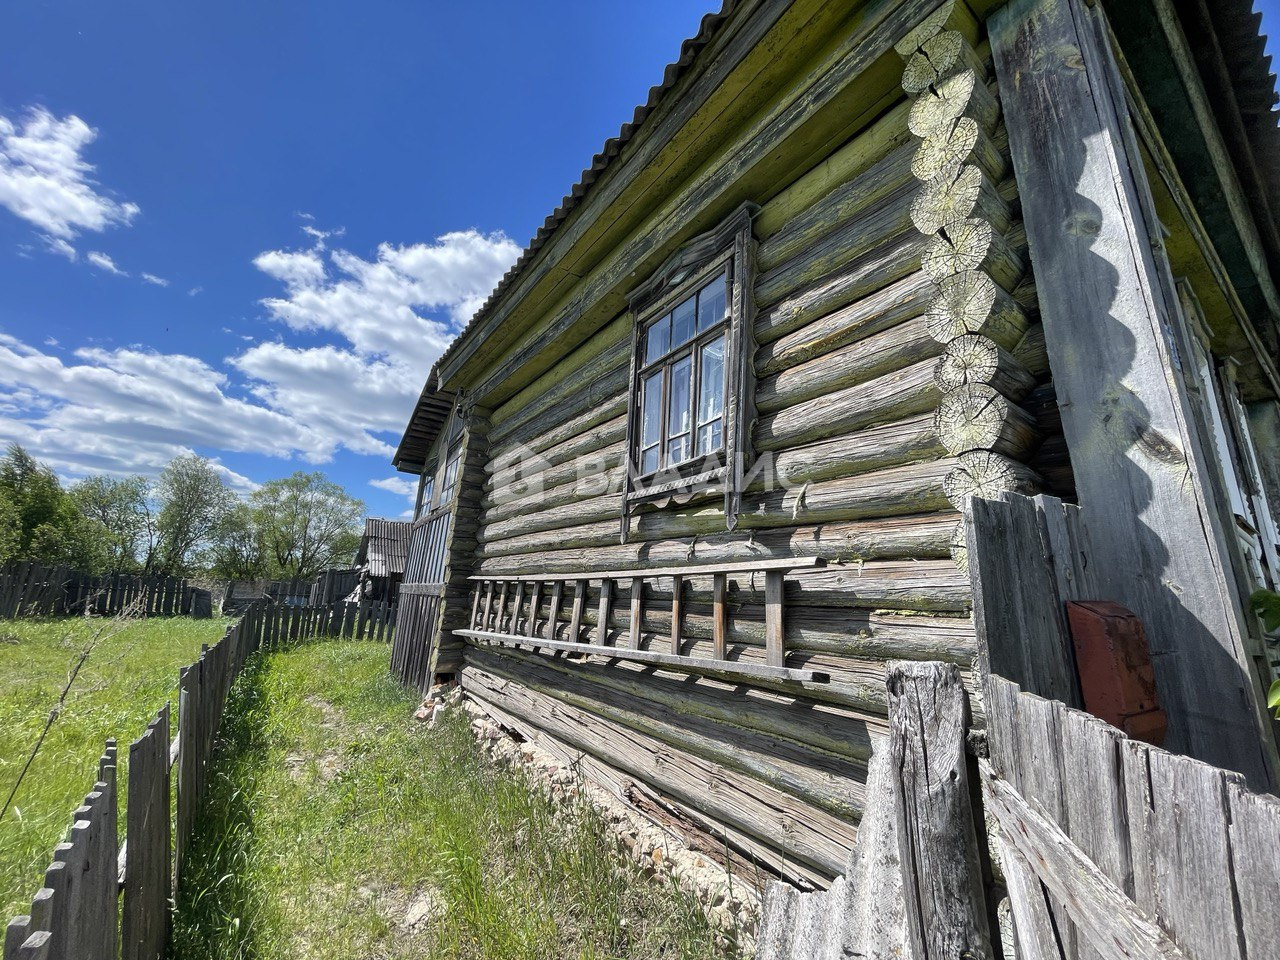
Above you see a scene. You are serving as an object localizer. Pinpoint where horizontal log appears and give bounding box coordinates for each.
[481,438,956,549]
[465,641,889,760]
[755,226,927,344]
[463,629,829,684]
[766,414,944,488]
[755,98,915,241]
[457,661,858,879]
[490,396,630,482]
[560,601,974,676]
[474,555,824,583]
[933,333,1036,398]
[758,139,917,273]
[486,413,626,488]
[756,315,942,414]
[477,511,955,569]
[488,315,629,440]
[756,178,920,309]
[933,383,1039,457]
[1012,322,1050,378]
[757,269,936,377]
[755,357,941,450]
[484,444,626,523]
[465,643,869,819]
[470,691,830,892]
[489,360,629,450]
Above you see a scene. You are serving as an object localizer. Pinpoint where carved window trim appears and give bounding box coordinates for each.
[621,202,758,542]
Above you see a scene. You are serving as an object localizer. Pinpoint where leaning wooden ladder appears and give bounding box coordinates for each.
[454,557,828,684]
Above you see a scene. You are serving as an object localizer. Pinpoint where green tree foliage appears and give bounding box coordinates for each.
[250,472,363,579]
[208,502,269,581]
[0,444,365,580]
[0,489,20,565]
[0,444,109,572]
[154,455,236,576]
[70,475,154,573]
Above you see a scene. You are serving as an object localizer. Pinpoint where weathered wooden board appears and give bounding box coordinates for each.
[991,0,1277,786]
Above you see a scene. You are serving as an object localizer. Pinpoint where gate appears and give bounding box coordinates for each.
[390,504,451,692]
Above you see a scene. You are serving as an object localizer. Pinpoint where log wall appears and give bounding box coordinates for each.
[421,0,1075,888]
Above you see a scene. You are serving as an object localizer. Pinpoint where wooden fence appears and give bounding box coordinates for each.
[983,675,1280,960]
[0,563,211,620]
[759,489,1280,959]
[2,596,394,960]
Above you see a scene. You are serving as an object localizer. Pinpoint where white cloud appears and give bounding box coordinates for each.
[243,226,519,452]
[141,272,169,287]
[371,475,417,499]
[86,250,126,275]
[0,333,326,479]
[42,235,77,261]
[0,223,519,486]
[187,286,203,296]
[0,107,139,241]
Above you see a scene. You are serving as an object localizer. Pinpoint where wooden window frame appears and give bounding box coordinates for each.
[634,259,731,479]
[621,203,758,542]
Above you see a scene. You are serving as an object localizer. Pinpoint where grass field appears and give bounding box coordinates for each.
[0,615,233,918]
[173,640,734,960]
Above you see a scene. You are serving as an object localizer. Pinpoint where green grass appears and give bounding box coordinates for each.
[0,615,234,918]
[172,640,736,960]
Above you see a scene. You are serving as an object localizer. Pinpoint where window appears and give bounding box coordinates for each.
[637,270,729,475]
[415,473,434,520]
[622,203,757,540]
[437,439,462,507]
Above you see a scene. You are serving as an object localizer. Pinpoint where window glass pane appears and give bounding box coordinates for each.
[666,354,692,464]
[671,295,697,348]
[698,335,725,428]
[641,370,663,448]
[641,445,660,474]
[645,314,670,364]
[697,273,728,332]
[697,420,723,456]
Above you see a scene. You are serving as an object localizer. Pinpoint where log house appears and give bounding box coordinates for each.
[388,0,1280,888]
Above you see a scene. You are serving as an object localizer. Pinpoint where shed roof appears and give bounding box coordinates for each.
[356,518,412,579]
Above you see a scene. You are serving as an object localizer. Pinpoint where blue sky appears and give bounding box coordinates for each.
[0,2,1277,520]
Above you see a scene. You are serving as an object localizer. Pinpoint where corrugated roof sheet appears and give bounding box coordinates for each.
[1206,0,1280,222]
[358,518,412,579]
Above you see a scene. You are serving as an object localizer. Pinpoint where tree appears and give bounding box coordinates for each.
[154,455,235,575]
[0,489,19,565]
[251,472,363,579]
[208,502,269,580]
[70,475,152,572]
[0,444,110,572]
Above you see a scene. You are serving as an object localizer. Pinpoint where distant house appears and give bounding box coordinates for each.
[355,518,411,603]
[384,0,1280,890]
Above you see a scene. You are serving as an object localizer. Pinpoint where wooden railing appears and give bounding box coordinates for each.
[454,557,829,684]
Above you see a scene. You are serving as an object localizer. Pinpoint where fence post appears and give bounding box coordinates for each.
[887,661,993,960]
